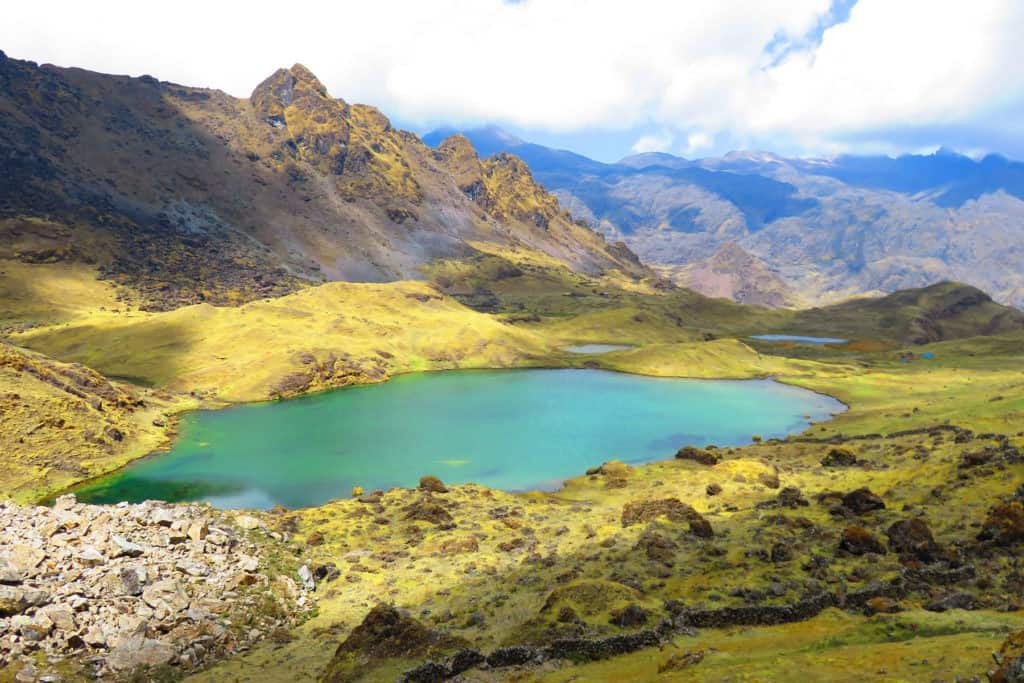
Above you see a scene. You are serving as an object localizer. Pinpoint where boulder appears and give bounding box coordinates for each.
[886,518,941,561]
[419,476,449,493]
[234,514,264,530]
[118,566,148,596]
[777,487,809,508]
[106,636,177,672]
[187,520,209,542]
[486,645,544,668]
[149,508,175,527]
[988,629,1024,683]
[675,446,719,466]
[1,544,46,580]
[142,580,189,613]
[321,604,457,682]
[609,604,649,628]
[0,585,29,616]
[448,649,486,675]
[978,501,1024,545]
[864,597,902,615]
[839,526,887,555]
[298,564,315,591]
[821,447,857,467]
[76,545,105,567]
[635,529,678,566]
[109,534,144,558]
[403,497,455,528]
[621,499,713,537]
[313,563,341,583]
[659,649,706,673]
[925,592,975,612]
[841,488,886,515]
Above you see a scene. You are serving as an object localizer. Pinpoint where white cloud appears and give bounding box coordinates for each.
[2,0,1022,156]
[630,132,674,154]
[684,132,714,156]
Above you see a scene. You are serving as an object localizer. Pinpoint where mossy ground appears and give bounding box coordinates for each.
[2,259,1023,682]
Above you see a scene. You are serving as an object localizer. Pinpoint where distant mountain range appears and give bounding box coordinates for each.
[424,127,1024,308]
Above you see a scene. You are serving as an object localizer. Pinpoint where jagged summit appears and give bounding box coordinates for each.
[251,64,332,111]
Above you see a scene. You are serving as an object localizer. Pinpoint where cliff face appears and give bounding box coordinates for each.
[0,56,648,311]
[667,243,799,308]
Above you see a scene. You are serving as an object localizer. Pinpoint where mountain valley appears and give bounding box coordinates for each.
[0,54,1023,683]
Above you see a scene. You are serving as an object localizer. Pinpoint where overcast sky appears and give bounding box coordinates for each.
[3,0,1023,162]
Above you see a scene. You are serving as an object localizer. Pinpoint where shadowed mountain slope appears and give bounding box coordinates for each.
[0,54,647,311]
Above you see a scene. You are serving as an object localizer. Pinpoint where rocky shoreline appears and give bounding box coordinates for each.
[1,495,310,681]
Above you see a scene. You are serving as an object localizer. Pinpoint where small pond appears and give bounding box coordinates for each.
[563,344,635,354]
[750,335,848,345]
[72,369,845,509]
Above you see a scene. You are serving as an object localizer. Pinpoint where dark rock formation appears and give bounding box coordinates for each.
[841,488,886,515]
[675,446,719,465]
[621,499,713,537]
[839,526,887,555]
[821,447,858,467]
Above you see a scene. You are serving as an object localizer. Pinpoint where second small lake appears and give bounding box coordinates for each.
[750,335,848,345]
[563,344,635,354]
[73,369,845,509]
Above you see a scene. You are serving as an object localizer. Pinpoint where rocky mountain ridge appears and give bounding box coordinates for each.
[0,54,647,311]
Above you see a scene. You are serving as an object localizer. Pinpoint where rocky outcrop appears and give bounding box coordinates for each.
[321,604,465,683]
[0,496,307,679]
[978,501,1024,546]
[988,629,1024,682]
[621,499,713,538]
[840,488,886,515]
[674,446,719,465]
[671,243,799,308]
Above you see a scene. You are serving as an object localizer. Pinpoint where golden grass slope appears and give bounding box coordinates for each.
[12,281,552,403]
[0,341,180,503]
[0,257,126,330]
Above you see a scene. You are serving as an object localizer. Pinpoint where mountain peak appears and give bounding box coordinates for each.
[288,63,327,95]
[435,133,478,158]
[250,64,333,118]
[934,145,964,158]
